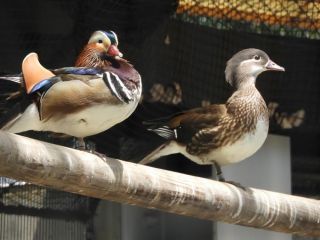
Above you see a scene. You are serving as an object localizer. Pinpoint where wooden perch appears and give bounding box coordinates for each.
[0,131,319,236]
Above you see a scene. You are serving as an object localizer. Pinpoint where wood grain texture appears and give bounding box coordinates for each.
[0,131,319,236]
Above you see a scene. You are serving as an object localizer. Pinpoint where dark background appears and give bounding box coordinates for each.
[0,1,319,238]
[0,0,319,193]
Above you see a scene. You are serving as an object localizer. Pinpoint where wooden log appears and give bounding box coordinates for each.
[0,131,319,236]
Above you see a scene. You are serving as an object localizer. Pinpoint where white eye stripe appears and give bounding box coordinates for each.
[238,59,265,76]
[239,58,256,66]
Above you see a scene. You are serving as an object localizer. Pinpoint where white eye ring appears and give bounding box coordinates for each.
[253,55,261,61]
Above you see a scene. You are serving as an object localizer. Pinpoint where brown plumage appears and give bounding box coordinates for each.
[140,49,284,182]
[38,74,122,121]
[75,30,122,69]
[185,86,269,156]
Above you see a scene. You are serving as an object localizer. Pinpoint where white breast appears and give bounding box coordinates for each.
[180,118,269,166]
[4,100,139,138]
[44,100,139,137]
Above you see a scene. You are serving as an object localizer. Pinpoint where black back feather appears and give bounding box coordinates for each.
[142,113,182,140]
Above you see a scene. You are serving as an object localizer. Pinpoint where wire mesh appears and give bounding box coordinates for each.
[176,0,320,39]
[0,0,319,239]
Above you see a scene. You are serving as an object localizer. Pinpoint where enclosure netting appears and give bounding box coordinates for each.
[0,0,319,239]
[176,0,320,39]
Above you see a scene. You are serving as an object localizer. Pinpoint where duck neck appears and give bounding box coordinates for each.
[236,75,257,90]
[227,79,268,118]
[75,45,105,68]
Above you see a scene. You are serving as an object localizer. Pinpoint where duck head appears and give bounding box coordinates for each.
[75,30,123,68]
[225,48,285,89]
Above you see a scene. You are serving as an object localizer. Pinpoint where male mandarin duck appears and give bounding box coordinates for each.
[0,30,142,147]
[0,31,131,92]
[139,49,284,185]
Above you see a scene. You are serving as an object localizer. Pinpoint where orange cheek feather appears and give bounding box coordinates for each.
[22,53,55,94]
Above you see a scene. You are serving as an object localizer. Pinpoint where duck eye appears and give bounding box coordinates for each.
[253,55,261,61]
[98,39,103,43]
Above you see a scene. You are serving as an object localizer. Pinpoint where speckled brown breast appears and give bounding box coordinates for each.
[186,86,269,156]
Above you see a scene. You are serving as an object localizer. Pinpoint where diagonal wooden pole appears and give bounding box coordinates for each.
[0,131,319,236]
